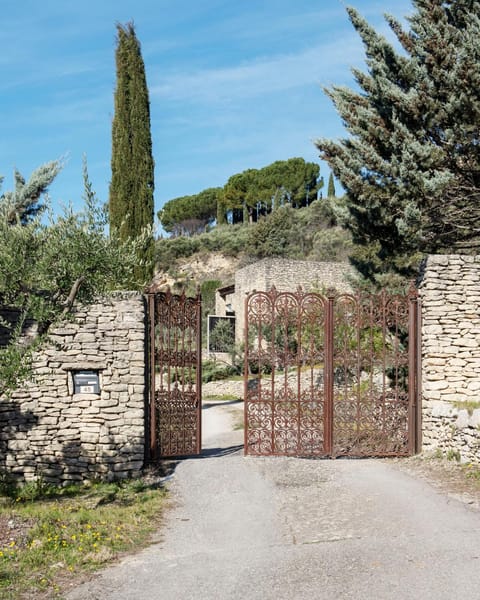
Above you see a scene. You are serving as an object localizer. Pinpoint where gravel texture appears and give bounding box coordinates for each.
[0,514,33,552]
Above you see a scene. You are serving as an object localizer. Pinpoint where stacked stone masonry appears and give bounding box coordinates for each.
[3,255,480,483]
[0,293,146,484]
[420,255,480,463]
[234,257,355,298]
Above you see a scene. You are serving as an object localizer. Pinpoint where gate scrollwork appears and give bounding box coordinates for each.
[147,288,202,459]
[244,286,420,457]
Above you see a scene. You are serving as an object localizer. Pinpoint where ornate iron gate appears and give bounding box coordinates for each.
[147,289,202,460]
[244,286,421,457]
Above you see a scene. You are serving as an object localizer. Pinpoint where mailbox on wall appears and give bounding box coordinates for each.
[73,370,100,394]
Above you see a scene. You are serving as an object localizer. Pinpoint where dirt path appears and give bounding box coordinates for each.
[202,398,243,448]
[67,403,480,600]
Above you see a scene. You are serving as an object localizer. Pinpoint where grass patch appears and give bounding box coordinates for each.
[203,394,240,402]
[452,400,480,416]
[446,448,461,462]
[0,476,168,599]
[202,361,240,383]
[465,463,480,482]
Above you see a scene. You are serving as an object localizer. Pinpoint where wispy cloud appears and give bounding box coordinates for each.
[28,93,111,127]
[0,0,415,213]
[192,5,345,47]
[151,36,363,104]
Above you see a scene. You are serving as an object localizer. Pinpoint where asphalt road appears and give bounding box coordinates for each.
[67,403,480,600]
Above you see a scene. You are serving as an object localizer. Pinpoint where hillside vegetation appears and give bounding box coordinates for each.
[154,197,352,288]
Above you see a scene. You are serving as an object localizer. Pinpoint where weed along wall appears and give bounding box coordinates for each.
[420,255,480,463]
[0,292,147,484]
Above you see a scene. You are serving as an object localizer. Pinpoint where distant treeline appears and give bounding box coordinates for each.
[158,157,326,236]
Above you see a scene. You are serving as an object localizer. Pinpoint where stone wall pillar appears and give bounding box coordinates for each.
[419,255,480,462]
[0,292,147,484]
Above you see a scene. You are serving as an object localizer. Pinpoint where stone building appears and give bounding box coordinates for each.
[214,258,355,344]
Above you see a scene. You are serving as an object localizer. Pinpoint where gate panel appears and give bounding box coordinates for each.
[244,286,420,458]
[148,289,201,459]
[332,291,412,457]
[244,288,327,456]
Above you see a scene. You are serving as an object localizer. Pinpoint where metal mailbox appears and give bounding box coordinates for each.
[73,370,100,394]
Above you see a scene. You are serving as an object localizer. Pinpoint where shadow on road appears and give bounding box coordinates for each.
[202,399,243,409]
[146,444,244,482]
[198,444,244,458]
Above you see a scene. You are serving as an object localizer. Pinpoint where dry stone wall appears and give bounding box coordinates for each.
[420,255,480,463]
[235,258,354,299]
[4,255,480,481]
[0,292,147,484]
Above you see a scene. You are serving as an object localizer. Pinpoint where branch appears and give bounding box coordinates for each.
[36,276,85,336]
[62,276,85,316]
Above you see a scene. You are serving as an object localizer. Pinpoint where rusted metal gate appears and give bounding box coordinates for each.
[147,289,202,460]
[244,286,421,458]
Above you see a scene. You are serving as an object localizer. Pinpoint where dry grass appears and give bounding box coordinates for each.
[0,476,168,599]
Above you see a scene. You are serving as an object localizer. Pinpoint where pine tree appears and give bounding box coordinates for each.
[222,158,322,224]
[109,22,154,284]
[315,1,480,286]
[327,173,336,198]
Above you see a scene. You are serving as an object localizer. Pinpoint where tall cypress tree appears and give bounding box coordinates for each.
[327,173,336,198]
[109,22,154,284]
[315,1,480,286]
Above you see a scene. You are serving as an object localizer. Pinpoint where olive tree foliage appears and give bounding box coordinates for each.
[0,160,147,394]
[247,198,352,261]
[247,205,299,258]
[315,0,480,286]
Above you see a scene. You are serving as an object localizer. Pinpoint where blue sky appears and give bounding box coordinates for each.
[0,0,413,224]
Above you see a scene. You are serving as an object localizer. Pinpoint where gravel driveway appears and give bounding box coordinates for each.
[67,401,480,600]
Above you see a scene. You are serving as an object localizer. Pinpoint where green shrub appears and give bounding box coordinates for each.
[446,448,461,462]
[247,206,299,259]
[155,235,201,271]
[202,360,240,383]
